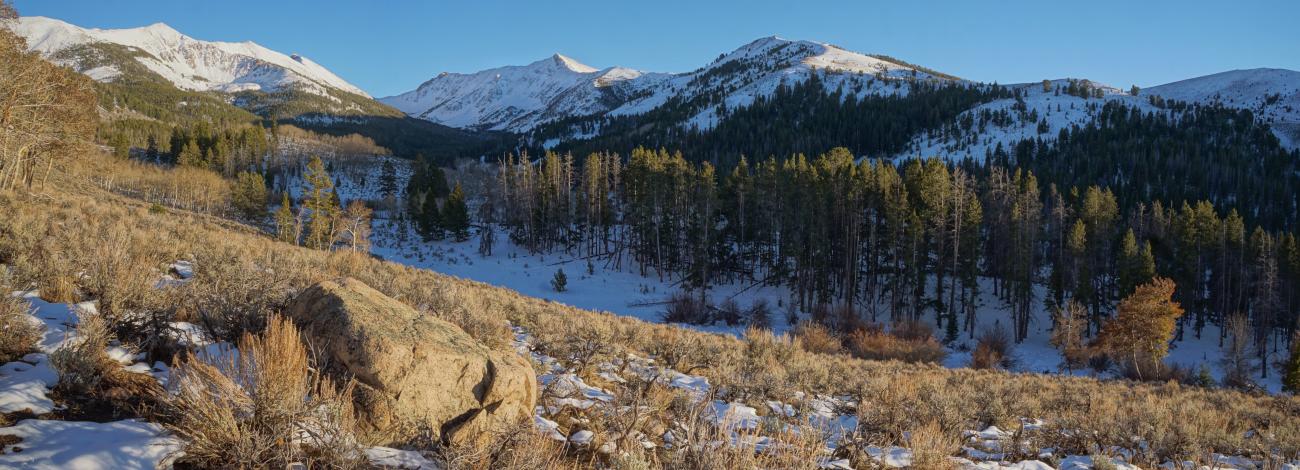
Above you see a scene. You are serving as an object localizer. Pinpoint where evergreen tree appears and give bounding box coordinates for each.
[443,182,471,241]
[1284,331,1300,393]
[301,156,339,250]
[178,139,203,168]
[418,193,444,240]
[231,171,268,220]
[144,135,160,162]
[274,192,298,245]
[551,268,568,292]
[110,133,130,159]
[379,159,398,202]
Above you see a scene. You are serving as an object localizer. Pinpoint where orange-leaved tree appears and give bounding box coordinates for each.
[1096,277,1183,380]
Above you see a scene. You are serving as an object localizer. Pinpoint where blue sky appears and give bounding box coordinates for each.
[14,0,1300,97]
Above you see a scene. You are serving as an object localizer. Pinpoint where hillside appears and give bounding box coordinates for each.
[1147,68,1300,148]
[5,16,494,160]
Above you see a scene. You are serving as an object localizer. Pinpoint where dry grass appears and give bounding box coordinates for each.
[2,156,1299,467]
[0,275,38,363]
[908,421,958,470]
[794,321,843,355]
[48,308,160,413]
[845,326,947,364]
[164,315,366,468]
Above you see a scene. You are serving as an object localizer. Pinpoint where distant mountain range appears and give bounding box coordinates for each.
[378,37,955,134]
[7,16,1299,157]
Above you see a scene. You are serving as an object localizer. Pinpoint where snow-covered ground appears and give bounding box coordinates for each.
[0,267,438,469]
[1147,68,1300,150]
[895,79,1161,162]
[370,219,1284,393]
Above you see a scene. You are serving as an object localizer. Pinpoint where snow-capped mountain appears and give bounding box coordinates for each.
[607,36,958,131]
[899,69,1300,161]
[380,54,663,132]
[8,16,368,98]
[1147,68,1300,149]
[384,36,958,134]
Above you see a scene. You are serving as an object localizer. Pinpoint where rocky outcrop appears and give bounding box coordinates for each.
[284,278,536,446]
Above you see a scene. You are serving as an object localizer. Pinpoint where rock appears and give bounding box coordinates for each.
[284,278,536,446]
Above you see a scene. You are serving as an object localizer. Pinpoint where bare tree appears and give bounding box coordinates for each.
[0,25,98,191]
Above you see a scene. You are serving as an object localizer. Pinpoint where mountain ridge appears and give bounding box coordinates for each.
[10,16,369,98]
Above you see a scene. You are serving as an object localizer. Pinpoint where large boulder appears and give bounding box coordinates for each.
[284,277,536,446]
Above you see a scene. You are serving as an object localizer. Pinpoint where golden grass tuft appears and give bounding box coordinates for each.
[165,314,365,468]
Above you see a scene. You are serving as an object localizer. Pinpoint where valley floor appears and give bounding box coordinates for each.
[370,218,1285,393]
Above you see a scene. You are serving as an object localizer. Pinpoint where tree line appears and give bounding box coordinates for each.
[478,146,1300,383]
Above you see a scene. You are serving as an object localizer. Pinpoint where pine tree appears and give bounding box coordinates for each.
[418,193,444,240]
[379,159,398,202]
[178,139,203,168]
[274,192,298,245]
[144,135,159,162]
[301,156,339,250]
[1284,331,1300,393]
[110,133,130,159]
[551,268,568,292]
[232,171,268,220]
[1129,85,1140,96]
[443,182,471,241]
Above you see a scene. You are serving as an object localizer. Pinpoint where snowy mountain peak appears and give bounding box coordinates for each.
[386,36,957,134]
[6,16,370,98]
[551,53,597,73]
[380,52,652,131]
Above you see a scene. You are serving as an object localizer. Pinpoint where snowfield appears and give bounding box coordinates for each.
[1147,68,1300,150]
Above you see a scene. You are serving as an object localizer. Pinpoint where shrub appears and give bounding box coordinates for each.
[49,308,159,411]
[971,327,1014,370]
[165,315,364,468]
[716,298,742,326]
[891,319,935,341]
[794,321,842,355]
[745,299,772,330]
[176,250,292,344]
[0,280,38,363]
[846,326,946,364]
[663,291,710,325]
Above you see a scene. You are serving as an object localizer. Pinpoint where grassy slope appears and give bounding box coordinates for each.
[0,154,1294,468]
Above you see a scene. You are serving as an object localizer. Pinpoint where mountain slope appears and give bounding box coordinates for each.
[380,54,662,132]
[386,36,959,138]
[1147,68,1300,148]
[11,16,367,98]
[606,36,958,130]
